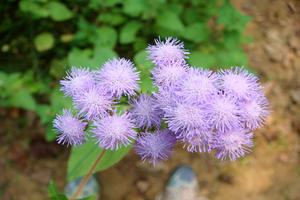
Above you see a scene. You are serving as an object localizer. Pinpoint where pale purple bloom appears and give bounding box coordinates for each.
[53,109,87,146]
[180,129,213,153]
[153,89,182,112]
[151,61,188,89]
[240,95,269,130]
[211,129,254,161]
[96,58,140,98]
[177,68,218,103]
[92,113,137,150]
[147,37,189,66]
[135,130,176,165]
[165,103,209,133]
[219,67,262,100]
[129,94,163,129]
[60,67,95,97]
[205,94,241,132]
[73,86,113,120]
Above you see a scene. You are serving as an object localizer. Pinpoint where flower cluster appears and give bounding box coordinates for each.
[54,37,269,165]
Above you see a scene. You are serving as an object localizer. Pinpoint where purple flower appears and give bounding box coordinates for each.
[147,37,189,66]
[135,130,176,165]
[240,95,269,130]
[60,67,95,97]
[180,129,212,153]
[92,113,137,150]
[129,94,163,129]
[165,103,209,133]
[205,94,241,132]
[96,58,140,98]
[73,86,113,120]
[153,88,182,112]
[177,68,218,103]
[219,67,262,100]
[151,61,188,89]
[53,109,87,146]
[211,129,254,161]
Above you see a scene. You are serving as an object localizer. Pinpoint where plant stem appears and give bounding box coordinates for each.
[70,150,106,200]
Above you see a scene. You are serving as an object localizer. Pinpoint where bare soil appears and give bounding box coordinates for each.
[1,0,300,199]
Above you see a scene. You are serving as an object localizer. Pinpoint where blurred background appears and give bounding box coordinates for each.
[1,0,300,199]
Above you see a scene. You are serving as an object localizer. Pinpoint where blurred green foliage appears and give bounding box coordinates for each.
[0,0,251,140]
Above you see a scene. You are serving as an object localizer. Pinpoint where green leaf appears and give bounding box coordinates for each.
[67,140,132,181]
[120,21,142,44]
[48,181,68,200]
[94,26,118,48]
[156,10,184,33]
[134,51,155,92]
[181,23,210,43]
[34,32,54,52]
[188,51,216,68]
[215,49,248,67]
[97,13,126,26]
[93,46,117,67]
[47,2,73,21]
[9,90,36,111]
[123,0,147,17]
[68,47,117,69]
[19,1,49,18]
[68,48,94,67]
[50,88,72,113]
[217,1,250,32]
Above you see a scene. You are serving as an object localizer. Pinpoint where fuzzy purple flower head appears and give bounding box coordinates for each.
[181,129,213,153]
[147,37,189,66]
[151,61,188,89]
[60,67,95,97]
[135,130,176,166]
[129,94,163,129]
[210,129,254,161]
[92,113,137,150]
[73,86,113,120]
[96,58,140,98]
[219,67,262,100]
[53,109,87,146]
[205,93,241,133]
[165,103,210,133]
[177,68,218,103]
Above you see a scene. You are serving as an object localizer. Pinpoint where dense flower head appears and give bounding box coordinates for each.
[219,67,262,100]
[60,67,95,97]
[151,61,188,89]
[92,113,137,150]
[147,37,189,66]
[135,130,177,165]
[73,86,113,120]
[54,37,270,164]
[239,95,269,130]
[205,94,241,132]
[180,129,213,153]
[210,129,254,161]
[53,109,87,146]
[176,68,218,103]
[96,58,140,98]
[165,103,209,133]
[129,94,163,129]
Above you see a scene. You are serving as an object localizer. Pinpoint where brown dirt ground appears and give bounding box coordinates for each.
[1,0,300,199]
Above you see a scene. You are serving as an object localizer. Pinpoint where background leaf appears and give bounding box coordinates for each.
[48,181,68,200]
[120,21,142,44]
[67,140,132,181]
[47,2,73,21]
[34,32,54,52]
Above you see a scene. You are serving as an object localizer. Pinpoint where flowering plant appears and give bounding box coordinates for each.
[53,38,269,199]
